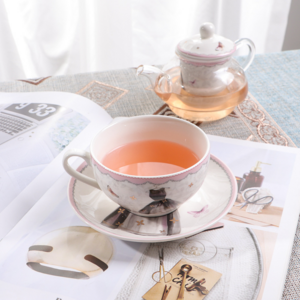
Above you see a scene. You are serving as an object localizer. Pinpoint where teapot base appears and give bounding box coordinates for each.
[168,104,236,122]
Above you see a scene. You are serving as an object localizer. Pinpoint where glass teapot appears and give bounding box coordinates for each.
[137,22,255,121]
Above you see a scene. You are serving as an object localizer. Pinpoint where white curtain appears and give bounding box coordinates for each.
[0,0,291,82]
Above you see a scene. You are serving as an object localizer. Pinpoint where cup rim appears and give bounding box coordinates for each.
[90,115,210,179]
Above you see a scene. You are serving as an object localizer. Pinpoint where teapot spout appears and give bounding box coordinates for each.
[136,65,171,93]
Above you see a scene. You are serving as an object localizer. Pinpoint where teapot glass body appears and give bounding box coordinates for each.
[157,55,247,121]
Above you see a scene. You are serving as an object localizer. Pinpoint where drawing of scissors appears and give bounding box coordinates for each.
[152,248,172,283]
[239,188,273,209]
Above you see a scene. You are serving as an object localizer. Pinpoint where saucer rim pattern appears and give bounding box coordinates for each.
[68,154,237,242]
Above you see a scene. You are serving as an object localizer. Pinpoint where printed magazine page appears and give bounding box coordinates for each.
[0,134,299,300]
[114,136,300,300]
[0,164,146,300]
[0,92,113,239]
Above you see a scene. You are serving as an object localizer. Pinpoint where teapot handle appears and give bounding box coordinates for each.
[234,38,255,72]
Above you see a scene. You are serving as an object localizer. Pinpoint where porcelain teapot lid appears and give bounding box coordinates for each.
[176,22,236,62]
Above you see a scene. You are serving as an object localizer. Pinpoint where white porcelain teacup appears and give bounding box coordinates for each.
[63,115,210,217]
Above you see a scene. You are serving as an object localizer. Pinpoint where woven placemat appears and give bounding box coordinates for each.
[2,69,296,148]
[152,94,296,147]
[73,77,295,148]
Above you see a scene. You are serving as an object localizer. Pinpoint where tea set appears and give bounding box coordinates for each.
[63,22,255,242]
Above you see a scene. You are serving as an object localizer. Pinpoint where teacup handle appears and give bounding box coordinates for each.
[63,149,100,189]
[234,38,255,72]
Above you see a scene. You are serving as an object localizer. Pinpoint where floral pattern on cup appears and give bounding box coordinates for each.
[93,157,209,217]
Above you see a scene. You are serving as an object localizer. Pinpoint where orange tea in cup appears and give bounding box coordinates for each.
[101,140,199,176]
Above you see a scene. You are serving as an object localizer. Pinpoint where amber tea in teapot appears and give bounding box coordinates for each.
[137,22,254,122]
[154,66,248,121]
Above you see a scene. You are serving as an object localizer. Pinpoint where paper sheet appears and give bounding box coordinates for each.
[0,92,112,239]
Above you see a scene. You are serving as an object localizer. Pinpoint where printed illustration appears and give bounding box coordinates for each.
[0,193,145,300]
[47,113,89,152]
[225,160,284,227]
[116,224,278,300]
[27,226,113,279]
[178,240,218,262]
[0,103,66,145]
[186,278,209,295]
[0,102,90,216]
[144,259,218,299]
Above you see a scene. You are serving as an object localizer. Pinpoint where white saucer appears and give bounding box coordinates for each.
[68,154,237,242]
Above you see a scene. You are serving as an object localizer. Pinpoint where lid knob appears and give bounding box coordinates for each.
[200,22,215,39]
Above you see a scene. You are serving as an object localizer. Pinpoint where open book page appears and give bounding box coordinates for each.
[0,108,300,300]
[0,92,113,239]
[209,135,300,299]
[0,134,299,300]
[114,136,300,300]
[0,160,146,300]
